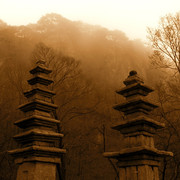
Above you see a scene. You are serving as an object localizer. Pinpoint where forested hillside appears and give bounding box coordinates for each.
[0,13,179,180]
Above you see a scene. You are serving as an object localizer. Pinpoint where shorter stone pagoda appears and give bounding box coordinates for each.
[104,70,172,180]
[9,60,66,180]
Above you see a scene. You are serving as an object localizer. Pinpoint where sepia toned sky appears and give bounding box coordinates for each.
[0,0,179,41]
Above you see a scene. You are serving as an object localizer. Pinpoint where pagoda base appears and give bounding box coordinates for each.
[9,146,66,180]
[104,146,173,180]
[118,165,159,180]
[16,161,57,180]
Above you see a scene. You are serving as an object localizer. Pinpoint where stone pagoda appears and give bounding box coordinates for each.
[104,70,172,180]
[9,60,66,180]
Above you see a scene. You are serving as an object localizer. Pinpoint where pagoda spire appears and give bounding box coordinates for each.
[104,71,172,180]
[9,60,66,180]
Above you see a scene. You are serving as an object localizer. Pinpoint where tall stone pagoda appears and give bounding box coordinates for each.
[104,70,172,180]
[9,60,66,180]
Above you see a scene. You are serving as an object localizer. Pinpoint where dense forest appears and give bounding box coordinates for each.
[0,12,180,180]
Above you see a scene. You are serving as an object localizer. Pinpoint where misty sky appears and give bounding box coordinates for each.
[0,0,179,41]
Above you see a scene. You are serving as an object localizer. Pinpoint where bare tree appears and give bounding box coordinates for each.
[147,13,180,179]
[147,12,180,73]
[32,42,98,180]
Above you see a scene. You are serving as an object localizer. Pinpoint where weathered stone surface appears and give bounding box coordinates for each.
[19,99,58,113]
[16,162,57,180]
[14,115,60,129]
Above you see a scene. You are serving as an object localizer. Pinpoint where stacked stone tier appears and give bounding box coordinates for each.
[114,98,158,115]
[104,146,172,159]
[14,115,60,129]
[104,146,173,167]
[117,83,153,97]
[29,65,52,75]
[19,99,58,113]
[24,88,55,99]
[28,75,53,86]
[13,128,64,146]
[9,145,66,164]
[113,115,164,134]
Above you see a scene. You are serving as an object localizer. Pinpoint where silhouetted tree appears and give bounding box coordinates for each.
[148,11,180,180]
[148,12,180,73]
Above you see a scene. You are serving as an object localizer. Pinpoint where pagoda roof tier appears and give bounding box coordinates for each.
[117,83,153,98]
[28,75,53,86]
[114,99,158,115]
[103,146,173,159]
[14,156,62,164]
[9,145,66,158]
[30,65,52,75]
[19,99,58,113]
[112,115,164,134]
[14,128,64,144]
[24,88,55,99]
[14,115,60,129]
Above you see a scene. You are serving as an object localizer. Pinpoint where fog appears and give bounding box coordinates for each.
[0,12,179,179]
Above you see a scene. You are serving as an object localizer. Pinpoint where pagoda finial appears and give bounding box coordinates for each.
[129,70,137,76]
[123,70,143,86]
[36,59,46,66]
